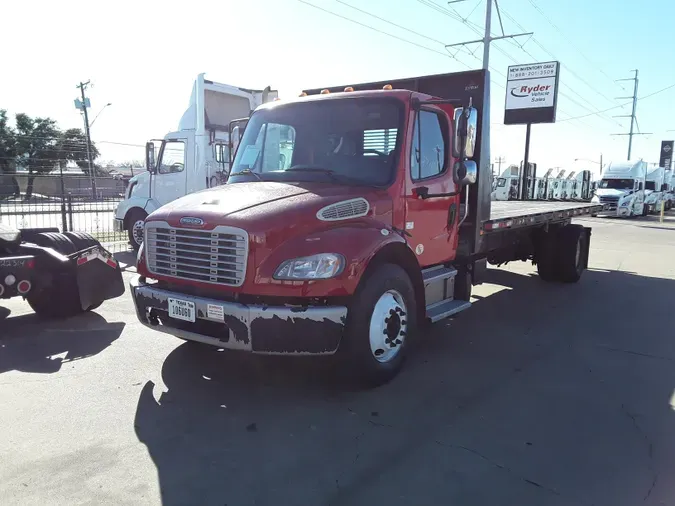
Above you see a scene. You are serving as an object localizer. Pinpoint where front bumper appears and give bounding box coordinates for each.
[129,275,347,355]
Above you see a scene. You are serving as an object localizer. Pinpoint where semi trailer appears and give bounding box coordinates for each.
[128,69,604,385]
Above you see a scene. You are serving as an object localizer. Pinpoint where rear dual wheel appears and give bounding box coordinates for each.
[536,225,587,283]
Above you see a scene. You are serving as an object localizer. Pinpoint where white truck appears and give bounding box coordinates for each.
[643,166,667,214]
[662,169,674,210]
[113,74,278,250]
[491,164,520,201]
[591,160,647,217]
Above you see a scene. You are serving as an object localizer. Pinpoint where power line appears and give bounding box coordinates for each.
[559,80,675,122]
[297,0,473,69]
[525,0,625,92]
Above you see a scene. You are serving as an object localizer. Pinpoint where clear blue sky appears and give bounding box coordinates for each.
[3,0,675,176]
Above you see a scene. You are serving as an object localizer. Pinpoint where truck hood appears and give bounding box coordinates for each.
[146,181,393,231]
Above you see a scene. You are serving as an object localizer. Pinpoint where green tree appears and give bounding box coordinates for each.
[0,110,20,198]
[15,113,61,200]
[56,127,101,174]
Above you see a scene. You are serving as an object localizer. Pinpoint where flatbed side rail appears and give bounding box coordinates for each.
[482,203,606,233]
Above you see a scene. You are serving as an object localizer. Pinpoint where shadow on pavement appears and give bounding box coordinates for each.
[0,311,125,374]
[134,267,675,506]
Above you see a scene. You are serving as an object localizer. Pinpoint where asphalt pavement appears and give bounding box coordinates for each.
[2,215,675,506]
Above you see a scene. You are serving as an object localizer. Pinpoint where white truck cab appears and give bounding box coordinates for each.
[643,166,667,214]
[114,74,278,250]
[591,160,647,217]
[491,164,520,201]
[570,170,592,201]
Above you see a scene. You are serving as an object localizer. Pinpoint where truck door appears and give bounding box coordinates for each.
[405,108,459,267]
[153,138,190,206]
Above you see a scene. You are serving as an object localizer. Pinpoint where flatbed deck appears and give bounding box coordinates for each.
[484,201,604,232]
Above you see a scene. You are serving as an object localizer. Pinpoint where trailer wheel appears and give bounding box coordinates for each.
[32,232,77,255]
[341,264,417,387]
[557,225,587,283]
[64,232,100,251]
[25,232,84,318]
[127,209,147,252]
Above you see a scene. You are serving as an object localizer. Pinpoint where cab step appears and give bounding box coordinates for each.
[426,299,472,323]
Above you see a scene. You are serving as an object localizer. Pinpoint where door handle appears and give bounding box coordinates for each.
[448,203,457,227]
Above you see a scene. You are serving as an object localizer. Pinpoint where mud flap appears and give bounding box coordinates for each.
[72,246,125,310]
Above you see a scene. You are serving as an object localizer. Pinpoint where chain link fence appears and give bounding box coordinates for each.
[0,172,131,252]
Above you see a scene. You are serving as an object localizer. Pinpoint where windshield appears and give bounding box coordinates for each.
[599,178,633,190]
[229,98,403,186]
[645,181,656,191]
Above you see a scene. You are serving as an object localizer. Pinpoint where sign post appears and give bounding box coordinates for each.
[659,141,673,170]
[504,61,560,200]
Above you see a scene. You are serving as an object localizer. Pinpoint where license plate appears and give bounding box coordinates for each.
[168,298,195,322]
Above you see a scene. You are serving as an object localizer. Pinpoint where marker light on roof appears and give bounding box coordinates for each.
[344,86,354,92]
[299,92,307,97]
[383,84,393,90]
[320,89,330,94]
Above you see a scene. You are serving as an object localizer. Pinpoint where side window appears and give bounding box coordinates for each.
[497,178,506,187]
[410,110,447,180]
[158,140,186,174]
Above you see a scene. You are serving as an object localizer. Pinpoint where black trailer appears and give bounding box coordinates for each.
[0,226,125,318]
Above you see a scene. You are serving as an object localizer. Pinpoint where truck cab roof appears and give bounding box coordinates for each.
[257,88,421,112]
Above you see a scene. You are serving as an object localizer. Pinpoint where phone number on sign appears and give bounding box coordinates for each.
[510,68,556,79]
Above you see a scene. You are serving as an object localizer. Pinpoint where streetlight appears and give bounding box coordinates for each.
[90,102,112,128]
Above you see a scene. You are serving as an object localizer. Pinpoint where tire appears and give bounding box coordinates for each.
[642,204,649,217]
[535,229,559,282]
[556,225,587,283]
[340,264,417,387]
[27,282,82,319]
[454,267,472,301]
[127,209,147,252]
[32,232,77,255]
[64,231,100,251]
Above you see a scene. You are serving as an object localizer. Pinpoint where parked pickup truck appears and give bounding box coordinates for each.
[129,69,604,385]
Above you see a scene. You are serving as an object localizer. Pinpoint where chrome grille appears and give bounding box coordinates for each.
[145,222,248,287]
[599,196,619,203]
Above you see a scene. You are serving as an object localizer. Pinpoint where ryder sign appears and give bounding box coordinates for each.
[504,61,560,125]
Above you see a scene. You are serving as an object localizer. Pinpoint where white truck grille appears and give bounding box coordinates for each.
[145,222,248,287]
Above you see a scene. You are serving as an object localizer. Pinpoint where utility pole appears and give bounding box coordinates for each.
[445,0,533,70]
[495,155,506,175]
[76,80,97,198]
[612,70,651,160]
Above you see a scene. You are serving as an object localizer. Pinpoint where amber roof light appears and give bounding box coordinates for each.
[383,84,393,90]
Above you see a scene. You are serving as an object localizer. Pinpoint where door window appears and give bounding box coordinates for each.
[410,110,447,180]
[158,140,186,174]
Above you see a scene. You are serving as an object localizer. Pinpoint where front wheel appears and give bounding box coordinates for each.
[340,264,417,387]
[127,209,147,252]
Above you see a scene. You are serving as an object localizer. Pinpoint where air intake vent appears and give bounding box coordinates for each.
[317,198,370,221]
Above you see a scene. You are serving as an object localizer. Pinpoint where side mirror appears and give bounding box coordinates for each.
[453,160,477,186]
[453,106,478,159]
[215,144,228,164]
[145,142,156,173]
[228,117,249,165]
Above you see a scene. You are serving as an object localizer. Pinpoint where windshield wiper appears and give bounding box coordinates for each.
[232,168,263,181]
[285,166,376,187]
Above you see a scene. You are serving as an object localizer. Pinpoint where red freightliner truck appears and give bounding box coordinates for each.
[130,69,604,385]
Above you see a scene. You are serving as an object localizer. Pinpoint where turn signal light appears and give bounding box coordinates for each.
[383,84,393,90]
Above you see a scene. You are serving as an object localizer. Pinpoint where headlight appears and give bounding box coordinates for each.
[620,199,631,207]
[274,253,345,280]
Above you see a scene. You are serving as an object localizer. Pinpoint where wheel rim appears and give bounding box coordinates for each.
[132,220,145,246]
[369,289,408,363]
